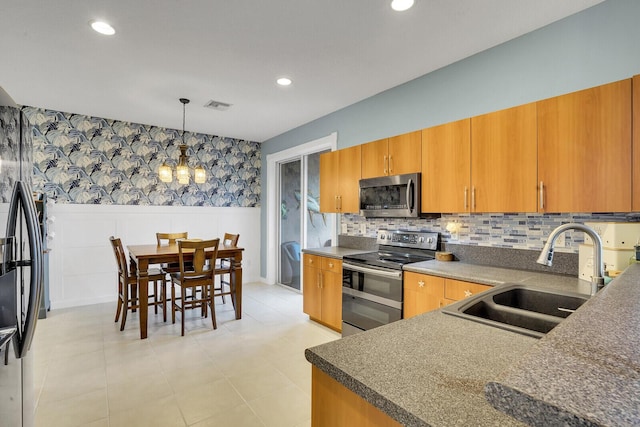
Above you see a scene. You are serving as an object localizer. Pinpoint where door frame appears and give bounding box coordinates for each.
[265,132,337,285]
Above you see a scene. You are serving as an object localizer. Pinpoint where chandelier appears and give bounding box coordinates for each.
[158,98,206,184]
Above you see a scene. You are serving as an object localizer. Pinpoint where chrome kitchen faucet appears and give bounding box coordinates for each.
[537,223,605,296]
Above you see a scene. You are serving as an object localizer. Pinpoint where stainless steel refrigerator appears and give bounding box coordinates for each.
[0,89,43,427]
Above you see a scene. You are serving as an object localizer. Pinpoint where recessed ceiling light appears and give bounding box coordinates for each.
[277,77,292,86]
[90,20,116,36]
[391,0,414,12]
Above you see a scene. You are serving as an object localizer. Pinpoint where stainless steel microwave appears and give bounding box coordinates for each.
[359,173,423,218]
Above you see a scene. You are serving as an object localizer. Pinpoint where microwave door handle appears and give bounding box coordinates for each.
[406,178,414,213]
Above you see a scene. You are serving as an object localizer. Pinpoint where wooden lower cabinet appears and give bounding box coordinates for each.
[303,254,342,332]
[403,272,444,319]
[311,366,401,427]
[443,278,492,301]
[403,272,492,318]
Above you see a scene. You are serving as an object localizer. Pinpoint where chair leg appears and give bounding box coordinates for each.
[115,283,123,323]
[120,285,129,331]
[181,286,186,336]
[153,279,159,315]
[171,282,176,324]
[162,280,167,322]
[208,284,217,330]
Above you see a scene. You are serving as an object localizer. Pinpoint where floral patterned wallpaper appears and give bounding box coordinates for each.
[22,107,261,207]
[0,106,33,202]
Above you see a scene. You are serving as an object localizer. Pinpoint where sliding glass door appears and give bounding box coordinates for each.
[277,150,332,290]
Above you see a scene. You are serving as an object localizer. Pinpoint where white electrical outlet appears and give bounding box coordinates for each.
[360,224,367,235]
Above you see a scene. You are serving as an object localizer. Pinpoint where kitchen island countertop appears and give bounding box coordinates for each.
[306,257,639,426]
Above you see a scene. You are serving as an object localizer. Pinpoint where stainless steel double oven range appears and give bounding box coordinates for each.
[341,230,439,337]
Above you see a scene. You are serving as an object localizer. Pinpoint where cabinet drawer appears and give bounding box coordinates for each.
[322,257,342,273]
[444,279,492,301]
[404,272,444,293]
[304,254,321,267]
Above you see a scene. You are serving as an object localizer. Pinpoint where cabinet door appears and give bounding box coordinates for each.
[337,145,362,213]
[361,138,388,179]
[319,151,339,213]
[303,255,322,319]
[321,270,343,331]
[538,79,632,213]
[388,130,421,176]
[422,119,471,213]
[444,279,491,301]
[403,272,444,319]
[635,75,640,212]
[471,103,537,213]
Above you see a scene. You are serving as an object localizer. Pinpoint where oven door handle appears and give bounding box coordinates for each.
[342,262,402,280]
[342,286,402,310]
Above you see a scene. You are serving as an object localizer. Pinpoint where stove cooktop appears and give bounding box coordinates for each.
[343,230,439,270]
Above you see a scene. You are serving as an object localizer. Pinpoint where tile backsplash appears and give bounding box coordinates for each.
[342,212,640,253]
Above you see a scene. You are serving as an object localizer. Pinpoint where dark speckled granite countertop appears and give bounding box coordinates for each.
[485,264,640,426]
[305,254,637,426]
[302,246,373,259]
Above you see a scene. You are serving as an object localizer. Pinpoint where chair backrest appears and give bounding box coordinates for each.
[109,236,130,280]
[222,233,240,247]
[156,232,188,246]
[178,239,220,281]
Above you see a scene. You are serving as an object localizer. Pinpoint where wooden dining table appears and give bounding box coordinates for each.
[127,242,244,339]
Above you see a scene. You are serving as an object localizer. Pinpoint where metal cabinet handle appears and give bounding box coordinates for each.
[539,181,544,210]
[471,187,476,210]
[464,187,468,211]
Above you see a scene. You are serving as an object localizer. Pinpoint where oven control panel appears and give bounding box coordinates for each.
[376,230,439,250]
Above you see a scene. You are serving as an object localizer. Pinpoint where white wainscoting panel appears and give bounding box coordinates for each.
[45,203,261,309]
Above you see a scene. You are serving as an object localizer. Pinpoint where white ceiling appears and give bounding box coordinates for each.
[0,0,603,142]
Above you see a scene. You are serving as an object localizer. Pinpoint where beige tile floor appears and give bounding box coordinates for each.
[31,282,340,427]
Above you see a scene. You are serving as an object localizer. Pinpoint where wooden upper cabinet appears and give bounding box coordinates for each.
[388,131,422,176]
[361,138,388,179]
[338,145,362,213]
[361,131,421,178]
[633,75,640,212]
[320,150,339,213]
[422,119,471,213]
[538,79,632,213]
[319,145,361,213]
[471,103,538,213]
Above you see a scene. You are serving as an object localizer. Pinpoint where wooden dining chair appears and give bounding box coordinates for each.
[171,238,220,336]
[156,231,189,273]
[214,233,240,305]
[110,236,166,331]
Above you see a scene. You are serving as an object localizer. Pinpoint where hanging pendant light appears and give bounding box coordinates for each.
[158,98,206,185]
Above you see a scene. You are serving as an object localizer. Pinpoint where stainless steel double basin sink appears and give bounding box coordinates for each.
[441,283,589,338]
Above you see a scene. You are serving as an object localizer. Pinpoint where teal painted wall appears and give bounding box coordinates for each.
[260,0,640,277]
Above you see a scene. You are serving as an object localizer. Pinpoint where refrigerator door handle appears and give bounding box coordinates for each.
[6,181,43,358]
